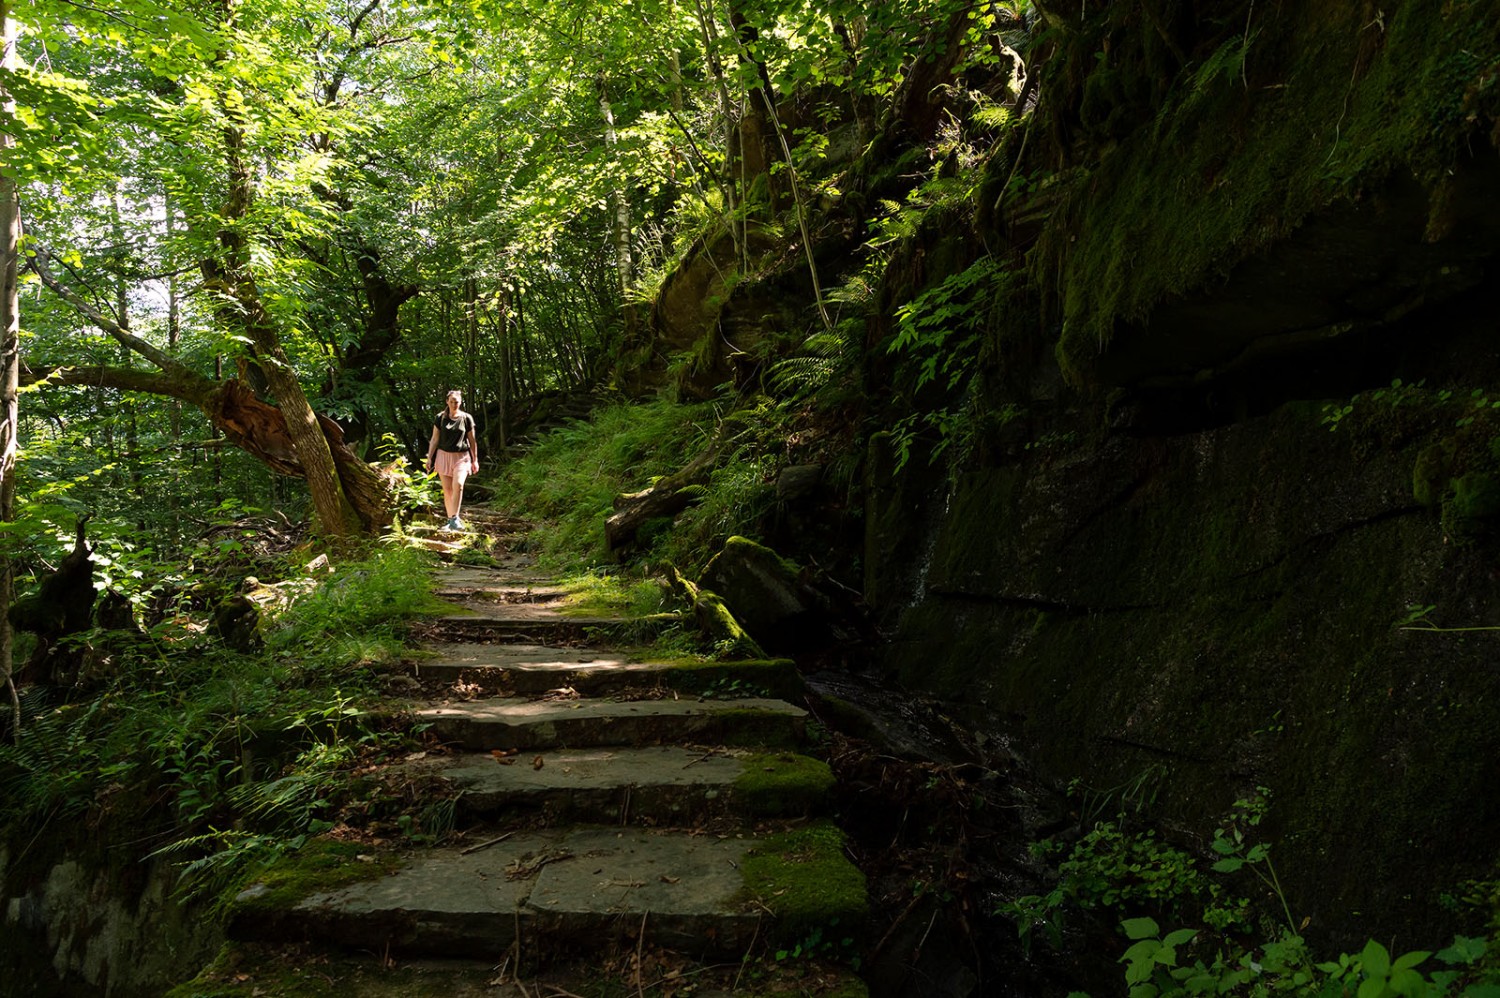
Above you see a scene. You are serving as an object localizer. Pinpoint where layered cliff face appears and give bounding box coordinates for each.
[866,0,1500,943]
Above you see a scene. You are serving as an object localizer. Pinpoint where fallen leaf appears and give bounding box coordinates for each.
[659,874,680,884]
[532,755,544,770]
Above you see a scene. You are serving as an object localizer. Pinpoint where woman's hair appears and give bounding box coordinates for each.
[446,390,462,403]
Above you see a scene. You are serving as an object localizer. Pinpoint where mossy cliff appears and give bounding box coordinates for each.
[856,0,1500,948]
[1020,0,1500,387]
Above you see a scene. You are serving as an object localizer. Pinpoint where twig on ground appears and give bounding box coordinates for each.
[460,830,514,855]
[635,910,649,998]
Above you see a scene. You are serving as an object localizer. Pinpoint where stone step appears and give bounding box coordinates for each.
[403,746,834,825]
[228,824,867,963]
[413,696,808,751]
[432,566,560,597]
[413,508,531,534]
[410,643,802,698]
[175,941,870,996]
[419,605,677,645]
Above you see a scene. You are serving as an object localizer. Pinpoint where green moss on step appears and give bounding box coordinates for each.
[740,820,868,941]
[714,707,805,748]
[227,838,402,917]
[733,752,836,816]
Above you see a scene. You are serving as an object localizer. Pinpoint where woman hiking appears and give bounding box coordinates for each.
[426,389,479,531]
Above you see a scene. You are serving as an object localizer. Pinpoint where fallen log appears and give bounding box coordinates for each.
[604,445,719,551]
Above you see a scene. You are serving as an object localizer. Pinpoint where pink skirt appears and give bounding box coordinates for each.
[434,449,474,483]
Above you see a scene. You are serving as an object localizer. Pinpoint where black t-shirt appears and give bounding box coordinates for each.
[434,410,475,452]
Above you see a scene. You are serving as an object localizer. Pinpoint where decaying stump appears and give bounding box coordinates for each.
[8,515,96,686]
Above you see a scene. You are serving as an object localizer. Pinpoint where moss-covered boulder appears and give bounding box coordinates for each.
[700,536,827,654]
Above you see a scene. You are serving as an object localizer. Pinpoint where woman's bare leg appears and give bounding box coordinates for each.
[439,474,458,518]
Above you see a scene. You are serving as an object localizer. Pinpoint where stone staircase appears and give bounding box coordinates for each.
[184,511,869,996]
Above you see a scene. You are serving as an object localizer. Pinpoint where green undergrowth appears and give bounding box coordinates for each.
[740,820,869,944]
[487,394,802,579]
[1010,793,1500,997]
[0,543,440,909]
[486,398,715,567]
[556,569,673,617]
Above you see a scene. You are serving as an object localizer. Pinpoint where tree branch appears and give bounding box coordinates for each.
[28,246,203,383]
[20,363,213,404]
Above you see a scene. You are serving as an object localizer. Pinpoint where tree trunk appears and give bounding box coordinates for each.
[597,75,638,348]
[1,2,21,736]
[206,114,363,535]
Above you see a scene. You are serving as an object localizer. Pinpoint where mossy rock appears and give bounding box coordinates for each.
[739,821,868,942]
[1039,1,1500,385]
[1442,472,1500,544]
[732,752,837,816]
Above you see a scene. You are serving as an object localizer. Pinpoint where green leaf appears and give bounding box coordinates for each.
[1122,917,1161,940]
[1211,858,1245,873]
[1391,951,1430,972]
[1436,935,1487,965]
[1164,928,1197,948]
[1362,940,1392,978]
[1388,968,1426,997]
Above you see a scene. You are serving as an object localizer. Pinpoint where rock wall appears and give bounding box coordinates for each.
[1,843,221,996]
[862,0,1500,948]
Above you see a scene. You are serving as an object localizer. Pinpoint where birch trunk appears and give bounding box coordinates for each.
[1,3,22,735]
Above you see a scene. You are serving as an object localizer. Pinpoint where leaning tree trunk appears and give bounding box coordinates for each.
[1,1,21,736]
[209,114,362,536]
[27,239,397,533]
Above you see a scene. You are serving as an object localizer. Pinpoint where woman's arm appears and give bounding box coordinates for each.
[426,425,440,471]
[467,422,479,470]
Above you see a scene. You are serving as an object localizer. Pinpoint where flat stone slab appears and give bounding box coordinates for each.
[415,696,807,750]
[232,829,760,958]
[409,746,742,823]
[412,647,805,701]
[409,745,831,824]
[432,567,564,600]
[421,605,649,644]
[411,643,677,693]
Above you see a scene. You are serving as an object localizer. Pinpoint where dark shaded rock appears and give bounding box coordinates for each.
[874,393,1500,948]
[775,463,824,501]
[700,536,824,654]
[212,593,262,652]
